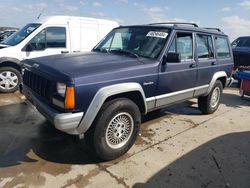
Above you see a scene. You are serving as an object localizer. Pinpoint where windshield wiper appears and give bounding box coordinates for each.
[110,49,139,58]
[92,48,108,53]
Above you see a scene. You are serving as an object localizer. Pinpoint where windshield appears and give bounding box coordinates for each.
[231,37,250,48]
[1,23,41,46]
[93,27,169,59]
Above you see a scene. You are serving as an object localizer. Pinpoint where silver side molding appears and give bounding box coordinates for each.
[146,71,227,110]
[77,83,147,134]
[146,85,209,111]
[146,97,155,111]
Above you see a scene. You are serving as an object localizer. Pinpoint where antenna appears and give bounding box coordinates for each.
[37,8,45,20]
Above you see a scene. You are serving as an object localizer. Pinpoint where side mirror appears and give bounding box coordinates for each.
[164,52,181,63]
[231,43,236,48]
[22,44,33,52]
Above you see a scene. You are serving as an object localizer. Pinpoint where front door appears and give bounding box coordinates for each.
[156,31,198,107]
[21,26,68,59]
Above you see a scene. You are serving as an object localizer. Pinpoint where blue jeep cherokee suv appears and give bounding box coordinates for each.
[22,23,233,160]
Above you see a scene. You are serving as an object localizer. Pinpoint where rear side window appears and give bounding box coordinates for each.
[46,27,66,48]
[215,37,230,58]
[196,34,214,59]
[169,32,193,61]
[232,37,250,48]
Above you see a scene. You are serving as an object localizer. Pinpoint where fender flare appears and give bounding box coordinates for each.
[0,57,21,65]
[205,71,227,95]
[77,82,147,134]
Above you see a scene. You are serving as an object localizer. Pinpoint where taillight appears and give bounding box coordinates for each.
[65,86,75,109]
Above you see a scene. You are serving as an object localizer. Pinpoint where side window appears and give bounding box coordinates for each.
[101,37,112,50]
[243,38,250,47]
[169,33,193,61]
[28,29,46,51]
[46,27,66,48]
[110,33,123,49]
[28,27,66,51]
[215,37,230,58]
[196,34,214,59]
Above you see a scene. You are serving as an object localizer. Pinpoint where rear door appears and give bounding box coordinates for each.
[194,33,219,96]
[215,36,233,76]
[156,31,198,107]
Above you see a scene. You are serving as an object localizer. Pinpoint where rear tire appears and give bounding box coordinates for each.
[0,67,21,93]
[198,80,223,114]
[85,98,141,161]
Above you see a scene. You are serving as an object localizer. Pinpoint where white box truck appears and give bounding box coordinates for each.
[0,16,119,93]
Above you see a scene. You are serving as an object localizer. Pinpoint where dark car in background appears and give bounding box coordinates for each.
[0,30,17,42]
[232,36,250,69]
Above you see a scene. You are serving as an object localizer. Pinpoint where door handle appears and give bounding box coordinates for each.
[61,50,69,54]
[190,63,197,68]
[211,62,217,65]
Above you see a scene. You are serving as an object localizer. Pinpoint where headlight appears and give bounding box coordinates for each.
[57,82,66,97]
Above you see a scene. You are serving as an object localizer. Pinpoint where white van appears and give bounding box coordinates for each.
[0,16,119,93]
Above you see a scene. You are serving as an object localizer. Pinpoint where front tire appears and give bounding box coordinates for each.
[85,98,141,161]
[0,67,21,93]
[198,80,223,114]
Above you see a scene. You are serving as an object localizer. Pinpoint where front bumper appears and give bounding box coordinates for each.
[23,85,84,135]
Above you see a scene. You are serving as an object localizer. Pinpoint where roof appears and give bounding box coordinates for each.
[120,22,227,36]
[35,15,119,26]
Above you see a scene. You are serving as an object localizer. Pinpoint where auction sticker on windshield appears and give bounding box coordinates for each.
[146,31,168,39]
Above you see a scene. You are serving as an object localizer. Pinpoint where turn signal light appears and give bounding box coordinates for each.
[65,86,75,109]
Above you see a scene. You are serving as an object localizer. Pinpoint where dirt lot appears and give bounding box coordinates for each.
[0,88,250,188]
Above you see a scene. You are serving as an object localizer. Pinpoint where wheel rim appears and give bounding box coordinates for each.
[105,112,134,149]
[0,71,19,90]
[210,87,220,108]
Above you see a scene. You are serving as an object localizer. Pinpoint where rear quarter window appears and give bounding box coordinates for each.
[215,37,231,58]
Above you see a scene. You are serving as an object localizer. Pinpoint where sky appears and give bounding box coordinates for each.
[1,0,250,40]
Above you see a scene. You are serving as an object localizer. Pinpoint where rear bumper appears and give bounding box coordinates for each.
[23,85,83,135]
[226,77,234,87]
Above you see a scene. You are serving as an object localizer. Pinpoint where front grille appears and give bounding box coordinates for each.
[23,70,52,100]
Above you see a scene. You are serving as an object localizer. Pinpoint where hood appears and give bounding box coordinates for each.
[25,52,150,79]
[0,43,10,49]
[0,45,19,57]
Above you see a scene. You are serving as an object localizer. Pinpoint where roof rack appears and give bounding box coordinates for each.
[148,22,198,27]
[203,27,222,32]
